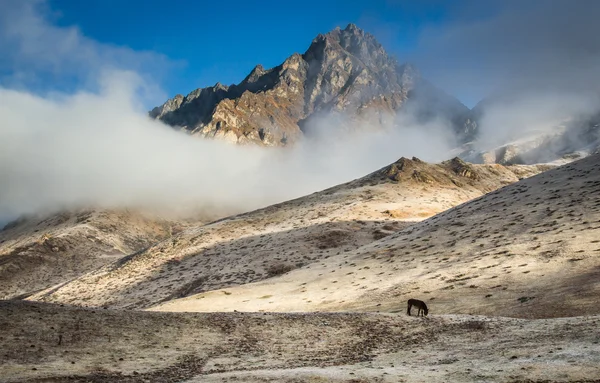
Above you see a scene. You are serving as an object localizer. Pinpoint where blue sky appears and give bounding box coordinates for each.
[2,0,569,108]
[43,0,472,102]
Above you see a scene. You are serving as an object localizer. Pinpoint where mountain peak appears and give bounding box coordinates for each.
[330,24,360,33]
[324,23,371,43]
[242,64,266,84]
[151,24,472,146]
[344,23,361,33]
[303,24,389,71]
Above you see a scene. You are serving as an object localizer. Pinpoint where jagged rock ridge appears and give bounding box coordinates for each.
[151,24,473,146]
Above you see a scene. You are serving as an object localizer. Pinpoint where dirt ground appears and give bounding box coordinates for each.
[1,301,600,383]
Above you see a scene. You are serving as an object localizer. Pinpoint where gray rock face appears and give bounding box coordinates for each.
[151,24,471,146]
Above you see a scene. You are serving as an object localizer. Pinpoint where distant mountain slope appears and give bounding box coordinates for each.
[461,98,600,165]
[151,24,473,146]
[0,210,186,299]
[154,154,600,318]
[28,158,548,309]
[463,117,600,165]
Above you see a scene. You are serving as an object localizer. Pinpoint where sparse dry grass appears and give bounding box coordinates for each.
[154,154,600,319]
[2,301,600,383]
[26,158,547,309]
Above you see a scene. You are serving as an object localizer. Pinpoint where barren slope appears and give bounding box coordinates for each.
[28,158,547,308]
[154,154,600,318]
[2,301,599,383]
[0,210,186,299]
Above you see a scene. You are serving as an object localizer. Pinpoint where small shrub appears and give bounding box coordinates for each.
[372,230,389,240]
[460,320,487,330]
[517,296,535,303]
[166,258,182,266]
[266,262,295,277]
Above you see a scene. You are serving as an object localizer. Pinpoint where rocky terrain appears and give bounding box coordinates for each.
[150,24,473,146]
[0,210,188,300]
[26,158,548,309]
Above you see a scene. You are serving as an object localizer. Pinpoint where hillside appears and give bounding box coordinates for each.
[0,210,187,300]
[27,158,548,309]
[153,154,600,318]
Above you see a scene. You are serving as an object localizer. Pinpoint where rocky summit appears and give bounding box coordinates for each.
[151,24,474,146]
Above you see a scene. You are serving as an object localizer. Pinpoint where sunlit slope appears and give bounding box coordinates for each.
[29,158,546,309]
[154,154,600,318]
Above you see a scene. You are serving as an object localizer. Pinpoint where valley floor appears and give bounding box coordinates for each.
[2,301,600,383]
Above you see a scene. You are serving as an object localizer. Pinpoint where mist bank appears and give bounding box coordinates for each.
[0,70,456,224]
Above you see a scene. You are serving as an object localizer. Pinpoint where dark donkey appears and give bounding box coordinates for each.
[407,298,428,317]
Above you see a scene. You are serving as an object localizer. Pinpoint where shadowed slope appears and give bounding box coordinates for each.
[0,210,185,299]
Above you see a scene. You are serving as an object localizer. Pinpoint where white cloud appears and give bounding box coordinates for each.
[0,71,454,222]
